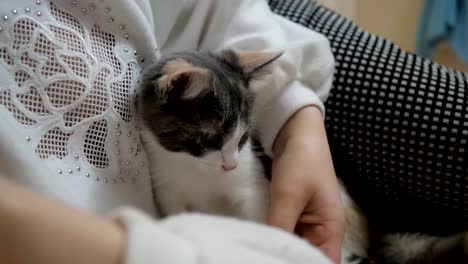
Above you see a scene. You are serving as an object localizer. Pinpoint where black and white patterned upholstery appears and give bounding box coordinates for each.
[269,0,467,233]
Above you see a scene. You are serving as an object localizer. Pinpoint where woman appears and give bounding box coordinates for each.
[0,0,343,263]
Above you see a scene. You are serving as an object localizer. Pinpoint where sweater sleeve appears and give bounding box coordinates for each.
[153,0,335,156]
[112,208,333,264]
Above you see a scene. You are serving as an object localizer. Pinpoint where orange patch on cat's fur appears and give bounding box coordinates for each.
[235,50,283,74]
[158,58,211,99]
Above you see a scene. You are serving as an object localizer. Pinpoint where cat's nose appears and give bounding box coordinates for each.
[222,164,237,171]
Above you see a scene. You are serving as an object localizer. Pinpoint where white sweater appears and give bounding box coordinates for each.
[0,0,334,263]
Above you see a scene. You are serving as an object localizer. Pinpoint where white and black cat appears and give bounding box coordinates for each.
[138,50,468,264]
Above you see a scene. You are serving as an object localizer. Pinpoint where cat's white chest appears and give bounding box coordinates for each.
[141,128,270,223]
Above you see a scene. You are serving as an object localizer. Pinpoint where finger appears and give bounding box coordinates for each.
[266,189,303,233]
[301,224,342,264]
[317,239,341,264]
[162,214,334,264]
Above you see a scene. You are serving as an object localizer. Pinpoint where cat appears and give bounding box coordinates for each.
[138,50,275,222]
[137,49,468,264]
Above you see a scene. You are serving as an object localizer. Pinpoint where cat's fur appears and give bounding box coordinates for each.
[138,50,276,222]
[138,50,468,264]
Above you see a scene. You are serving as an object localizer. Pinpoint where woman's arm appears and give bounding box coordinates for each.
[0,176,334,264]
[269,106,345,264]
[0,176,125,264]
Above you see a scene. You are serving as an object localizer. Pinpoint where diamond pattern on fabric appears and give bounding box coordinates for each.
[0,1,141,176]
[111,63,137,122]
[0,47,14,66]
[14,70,32,88]
[49,1,85,37]
[63,69,109,128]
[84,119,109,168]
[0,91,36,125]
[36,127,71,159]
[90,25,122,77]
[44,80,86,108]
[16,86,50,116]
[12,18,38,50]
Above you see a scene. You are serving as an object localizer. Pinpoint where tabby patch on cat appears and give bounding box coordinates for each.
[138,49,468,264]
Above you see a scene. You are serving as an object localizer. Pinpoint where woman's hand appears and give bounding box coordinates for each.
[268,106,345,264]
[0,176,334,264]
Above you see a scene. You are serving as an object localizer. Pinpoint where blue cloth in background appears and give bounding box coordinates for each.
[416,0,468,64]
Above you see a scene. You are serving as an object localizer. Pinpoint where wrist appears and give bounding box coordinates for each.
[273,106,325,157]
[272,106,338,187]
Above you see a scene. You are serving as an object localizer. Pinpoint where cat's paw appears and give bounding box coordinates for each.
[341,249,372,264]
[342,253,369,264]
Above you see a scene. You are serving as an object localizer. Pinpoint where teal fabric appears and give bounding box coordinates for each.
[416,0,468,63]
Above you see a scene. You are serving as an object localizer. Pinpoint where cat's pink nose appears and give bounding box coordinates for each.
[222,164,237,171]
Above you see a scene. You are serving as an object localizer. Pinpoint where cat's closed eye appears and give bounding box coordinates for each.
[200,134,223,150]
[185,139,204,157]
[238,131,249,149]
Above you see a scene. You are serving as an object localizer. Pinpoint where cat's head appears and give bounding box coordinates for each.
[140,49,281,172]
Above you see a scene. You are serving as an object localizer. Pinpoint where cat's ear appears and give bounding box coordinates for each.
[235,50,283,76]
[154,58,211,100]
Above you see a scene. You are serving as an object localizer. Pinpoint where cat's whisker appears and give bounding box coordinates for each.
[197,160,219,168]
[250,153,265,156]
[249,147,265,151]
